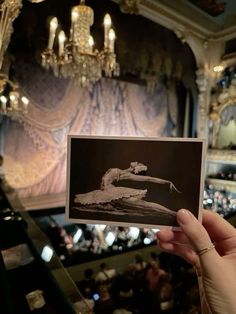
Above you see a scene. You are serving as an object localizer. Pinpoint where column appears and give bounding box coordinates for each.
[195,67,212,142]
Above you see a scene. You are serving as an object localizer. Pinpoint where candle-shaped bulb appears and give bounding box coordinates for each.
[9,91,19,109]
[10,91,19,109]
[58,31,66,43]
[58,30,66,56]
[9,94,16,102]
[48,17,58,49]
[50,17,58,32]
[71,9,79,23]
[71,9,79,41]
[0,95,7,103]
[10,91,19,102]
[21,96,29,111]
[104,14,112,27]
[109,28,115,41]
[88,35,94,47]
[21,96,29,106]
[108,28,115,52]
[104,13,112,49]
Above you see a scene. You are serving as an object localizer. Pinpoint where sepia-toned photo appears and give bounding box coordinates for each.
[66,136,206,228]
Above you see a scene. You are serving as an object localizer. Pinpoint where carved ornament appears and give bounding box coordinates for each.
[208,149,236,164]
[119,0,141,14]
[208,82,236,148]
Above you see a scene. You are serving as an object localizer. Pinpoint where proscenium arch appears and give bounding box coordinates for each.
[129,0,208,68]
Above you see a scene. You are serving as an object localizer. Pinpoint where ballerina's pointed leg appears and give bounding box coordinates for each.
[118,199,176,217]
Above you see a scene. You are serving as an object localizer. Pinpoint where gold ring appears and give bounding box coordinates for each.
[197,244,215,256]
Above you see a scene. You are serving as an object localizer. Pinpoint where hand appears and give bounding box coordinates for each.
[169,182,181,193]
[156,209,236,314]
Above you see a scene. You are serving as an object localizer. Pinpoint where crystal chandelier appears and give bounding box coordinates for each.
[0,0,22,70]
[41,0,120,87]
[0,73,29,118]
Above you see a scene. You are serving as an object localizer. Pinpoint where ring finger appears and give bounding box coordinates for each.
[158,240,199,265]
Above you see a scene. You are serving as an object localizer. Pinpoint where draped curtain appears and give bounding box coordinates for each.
[221,105,236,125]
[3,60,178,198]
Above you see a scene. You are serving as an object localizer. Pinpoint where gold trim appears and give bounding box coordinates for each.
[207,178,236,193]
[112,0,236,41]
[207,149,236,164]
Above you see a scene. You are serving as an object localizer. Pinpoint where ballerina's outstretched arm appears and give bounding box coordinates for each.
[119,172,181,193]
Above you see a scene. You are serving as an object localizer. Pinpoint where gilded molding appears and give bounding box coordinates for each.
[207,178,236,193]
[113,0,236,42]
[207,149,236,164]
[119,0,141,14]
[208,83,236,148]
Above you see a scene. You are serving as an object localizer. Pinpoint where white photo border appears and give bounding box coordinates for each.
[65,135,206,230]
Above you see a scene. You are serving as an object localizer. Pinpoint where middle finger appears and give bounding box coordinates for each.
[157,229,192,247]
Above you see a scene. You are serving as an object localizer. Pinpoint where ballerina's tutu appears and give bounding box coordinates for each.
[74,187,147,205]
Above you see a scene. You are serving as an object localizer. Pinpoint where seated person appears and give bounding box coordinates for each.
[95,262,116,284]
[145,260,167,292]
[94,284,115,314]
[78,268,97,298]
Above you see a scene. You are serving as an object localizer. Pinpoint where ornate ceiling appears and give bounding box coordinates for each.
[187,0,226,17]
[143,0,236,38]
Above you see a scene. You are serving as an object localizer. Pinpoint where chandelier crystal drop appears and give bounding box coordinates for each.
[0,74,29,118]
[41,0,120,87]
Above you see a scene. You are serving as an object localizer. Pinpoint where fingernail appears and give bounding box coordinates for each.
[177,209,193,225]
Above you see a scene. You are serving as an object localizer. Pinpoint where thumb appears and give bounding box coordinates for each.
[177,209,219,268]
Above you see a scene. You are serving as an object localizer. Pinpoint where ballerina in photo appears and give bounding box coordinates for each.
[74,162,180,217]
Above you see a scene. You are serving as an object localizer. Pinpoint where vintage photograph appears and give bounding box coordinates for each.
[66,136,206,228]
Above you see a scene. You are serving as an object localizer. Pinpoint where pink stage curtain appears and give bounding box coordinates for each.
[3,60,178,198]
